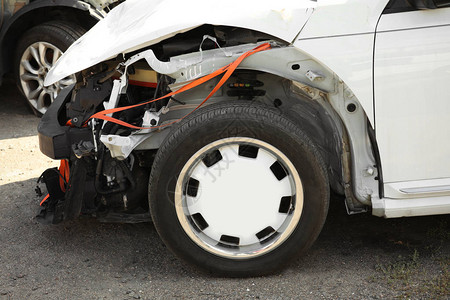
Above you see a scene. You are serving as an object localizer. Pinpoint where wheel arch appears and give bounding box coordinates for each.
[163,41,380,202]
[0,0,100,81]
[158,70,348,197]
[271,78,346,197]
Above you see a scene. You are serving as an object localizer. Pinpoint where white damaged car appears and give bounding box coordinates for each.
[36,0,450,276]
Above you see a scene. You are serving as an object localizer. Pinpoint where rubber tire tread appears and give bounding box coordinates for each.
[149,101,330,277]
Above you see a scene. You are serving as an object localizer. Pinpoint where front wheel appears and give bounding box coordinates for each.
[149,102,329,276]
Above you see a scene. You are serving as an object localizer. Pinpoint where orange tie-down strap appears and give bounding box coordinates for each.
[88,43,272,130]
[58,159,69,192]
[40,159,70,206]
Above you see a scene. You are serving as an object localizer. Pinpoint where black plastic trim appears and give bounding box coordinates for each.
[38,85,93,160]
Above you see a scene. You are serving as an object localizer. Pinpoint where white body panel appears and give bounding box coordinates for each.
[294,0,388,125]
[374,9,450,187]
[45,0,316,85]
[372,196,450,218]
[300,0,388,38]
[385,178,450,199]
[295,34,376,125]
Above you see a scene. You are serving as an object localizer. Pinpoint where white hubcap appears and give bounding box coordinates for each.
[175,137,304,259]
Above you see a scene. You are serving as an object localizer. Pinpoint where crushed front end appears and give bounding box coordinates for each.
[36,61,158,224]
[36,36,278,224]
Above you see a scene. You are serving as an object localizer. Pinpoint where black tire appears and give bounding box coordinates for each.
[149,101,330,277]
[14,21,85,116]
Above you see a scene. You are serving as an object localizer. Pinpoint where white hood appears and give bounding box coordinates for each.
[45,0,316,86]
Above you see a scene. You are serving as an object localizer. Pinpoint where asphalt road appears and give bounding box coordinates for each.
[0,79,448,299]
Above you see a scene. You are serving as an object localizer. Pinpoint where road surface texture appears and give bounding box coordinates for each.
[0,78,448,299]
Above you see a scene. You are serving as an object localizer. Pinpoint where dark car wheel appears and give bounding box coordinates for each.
[15,21,85,116]
[149,101,330,277]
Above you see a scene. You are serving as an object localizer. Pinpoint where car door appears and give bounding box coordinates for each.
[374,1,450,198]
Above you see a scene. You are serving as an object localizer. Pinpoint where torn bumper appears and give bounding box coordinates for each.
[38,85,93,160]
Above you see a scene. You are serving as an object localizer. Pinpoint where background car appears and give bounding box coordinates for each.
[0,0,122,116]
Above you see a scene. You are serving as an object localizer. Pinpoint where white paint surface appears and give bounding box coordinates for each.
[45,0,316,85]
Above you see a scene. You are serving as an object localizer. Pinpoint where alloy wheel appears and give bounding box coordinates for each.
[18,42,76,115]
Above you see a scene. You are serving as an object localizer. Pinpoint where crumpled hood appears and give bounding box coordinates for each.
[45,0,316,86]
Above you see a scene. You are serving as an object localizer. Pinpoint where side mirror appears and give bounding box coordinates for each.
[410,0,450,8]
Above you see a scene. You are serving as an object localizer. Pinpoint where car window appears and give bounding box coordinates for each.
[383,0,418,14]
[385,0,450,13]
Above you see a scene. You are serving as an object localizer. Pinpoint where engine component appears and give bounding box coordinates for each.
[67,70,113,127]
[226,73,265,100]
